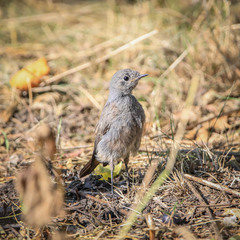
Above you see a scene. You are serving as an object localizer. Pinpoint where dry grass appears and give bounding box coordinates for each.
[0,0,240,239]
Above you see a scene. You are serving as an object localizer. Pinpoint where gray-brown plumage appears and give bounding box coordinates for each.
[79,69,147,193]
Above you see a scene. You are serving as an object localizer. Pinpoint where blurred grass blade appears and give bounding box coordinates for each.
[2,132,9,152]
[56,117,62,149]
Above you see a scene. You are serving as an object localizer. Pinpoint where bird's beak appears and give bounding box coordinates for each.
[132,74,148,82]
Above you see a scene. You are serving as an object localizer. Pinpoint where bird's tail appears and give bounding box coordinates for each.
[79,154,99,178]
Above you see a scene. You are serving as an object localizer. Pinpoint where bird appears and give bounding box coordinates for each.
[79,69,147,194]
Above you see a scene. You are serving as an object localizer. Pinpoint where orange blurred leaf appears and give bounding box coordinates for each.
[210,115,231,132]
[208,132,226,146]
[185,128,197,140]
[10,57,50,91]
[196,127,209,143]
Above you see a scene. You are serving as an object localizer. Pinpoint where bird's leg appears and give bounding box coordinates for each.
[124,156,130,191]
[110,159,114,195]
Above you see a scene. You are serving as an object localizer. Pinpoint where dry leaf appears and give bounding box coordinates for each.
[10,57,50,91]
[185,128,197,140]
[200,89,217,105]
[34,123,56,160]
[230,110,240,118]
[209,115,231,132]
[224,208,240,219]
[196,127,209,143]
[205,104,219,115]
[174,108,199,125]
[175,226,197,240]
[64,149,84,158]
[16,158,64,227]
[0,102,17,123]
[15,124,64,228]
[208,132,226,147]
[144,121,153,135]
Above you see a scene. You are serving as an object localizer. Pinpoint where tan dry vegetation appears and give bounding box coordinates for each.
[0,0,240,239]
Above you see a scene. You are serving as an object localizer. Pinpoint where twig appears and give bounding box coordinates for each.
[158,47,191,80]
[145,214,157,240]
[194,203,237,208]
[78,85,102,110]
[191,0,214,31]
[134,159,158,204]
[184,174,240,197]
[220,23,240,31]
[75,36,122,59]
[32,83,102,109]
[0,12,62,25]
[0,5,96,25]
[75,191,130,217]
[32,85,71,93]
[95,230,106,240]
[5,224,20,237]
[185,179,222,240]
[44,30,158,85]
[60,145,92,151]
[45,62,91,85]
[78,192,109,205]
[139,148,240,157]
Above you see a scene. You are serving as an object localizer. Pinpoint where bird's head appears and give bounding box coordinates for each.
[109,69,148,96]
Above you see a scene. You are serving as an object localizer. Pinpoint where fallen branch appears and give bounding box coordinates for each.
[184,174,240,197]
[139,148,240,158]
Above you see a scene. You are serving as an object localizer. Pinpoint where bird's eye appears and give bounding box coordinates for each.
[124,76,129,81]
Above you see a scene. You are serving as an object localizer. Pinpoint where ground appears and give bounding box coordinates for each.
[0,0,240,239]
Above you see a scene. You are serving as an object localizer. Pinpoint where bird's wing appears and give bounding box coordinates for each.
[132,105,145,154]
[79,102,119,178]
[95,101,119,138]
